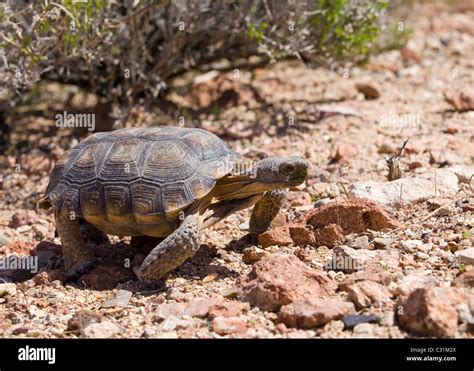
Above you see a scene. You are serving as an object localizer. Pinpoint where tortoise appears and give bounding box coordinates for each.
[40,126,309,282]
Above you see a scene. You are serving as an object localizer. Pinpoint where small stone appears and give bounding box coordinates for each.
[444,87,474,111]
[285,192,312,207]
[449,165,474,184]
[342,314,380,330]
[242,246,267,263]
[334,143,359,164]
[349,170,459,206]
[212,316,247,335]
[352,323,375,338]
[67,310,104,332]
[395,287,464,337]
[408,161,423,170]
[33,225,49,240]
[258,227,293,248]
[202,273,218,283]
[289,225,316,247]
[457,248,474,265]
[305,198,402,233]
[342,280,392,309]
[155,297,223,320]
[279,298,355,328]
[9,210,37,228]
[0,234,10,247]
[157,315,189,332]
[16,225,32,233]
[82,321,120,338]
[452,268,474,288]
[101,289,132,308]
[378,143,395,154]
[373,237,396,248]
[356,83,380,100]
[456,303,473,324]
[434,205,453,217]
[238,253,336,311]
[220,286,239,299]
[416,251,430,260]
[313,224,344,247]
[275,323,287,334]
[239,222,249,231]
[400,239,423,253]
[0,283,17,297]
[208,300,250,319]
[347,235,370,249]
[394,273,437,296]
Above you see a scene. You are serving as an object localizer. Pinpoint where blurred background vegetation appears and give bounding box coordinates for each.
[0,0,413,152]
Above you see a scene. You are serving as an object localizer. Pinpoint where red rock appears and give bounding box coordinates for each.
[313,224,344,247]
[279,298,355,328]
[32,272,52,286]
[408,161,423,170]
[462,204,474,212]
[293,247,311,262]
[79,265,135,291]
[334,143,359,164]
[392,273,437,297]
[9,210,38,228]
[208,300,250,319]
[355,83,380,100]
[238,253,337,311]
[212,316,247,335]
[305,198,402,234]
[155,297,223,320]
[338,270,393,288]
[258,227,293,248]
[242,246,267,263]
[67,310,104,332]
[444,127,459,135]
[341,280,393,309]
[395,287,465,337]
[452,268,474,289]
[285,192,312,207]
[401,47,422,64]
[444,87,474,111]
[289,225,316,247]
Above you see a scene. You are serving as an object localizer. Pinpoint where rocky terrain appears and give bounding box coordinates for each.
[0,1,473,339]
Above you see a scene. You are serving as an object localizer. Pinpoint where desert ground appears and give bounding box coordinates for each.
[0,1,473,339]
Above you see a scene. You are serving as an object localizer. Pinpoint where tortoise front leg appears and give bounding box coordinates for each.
[137,214,201,282]
[55,212,96,278]
[249,189,287,242]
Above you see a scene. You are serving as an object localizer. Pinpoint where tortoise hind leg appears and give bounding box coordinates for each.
[55,212,96,278]
[137,215,201,282]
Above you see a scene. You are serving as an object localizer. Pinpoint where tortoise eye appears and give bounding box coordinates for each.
[283,163,295,173]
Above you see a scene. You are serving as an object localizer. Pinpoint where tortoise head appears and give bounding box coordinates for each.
[254,156,309,188]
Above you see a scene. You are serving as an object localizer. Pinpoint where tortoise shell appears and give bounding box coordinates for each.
[43,127,238,236]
